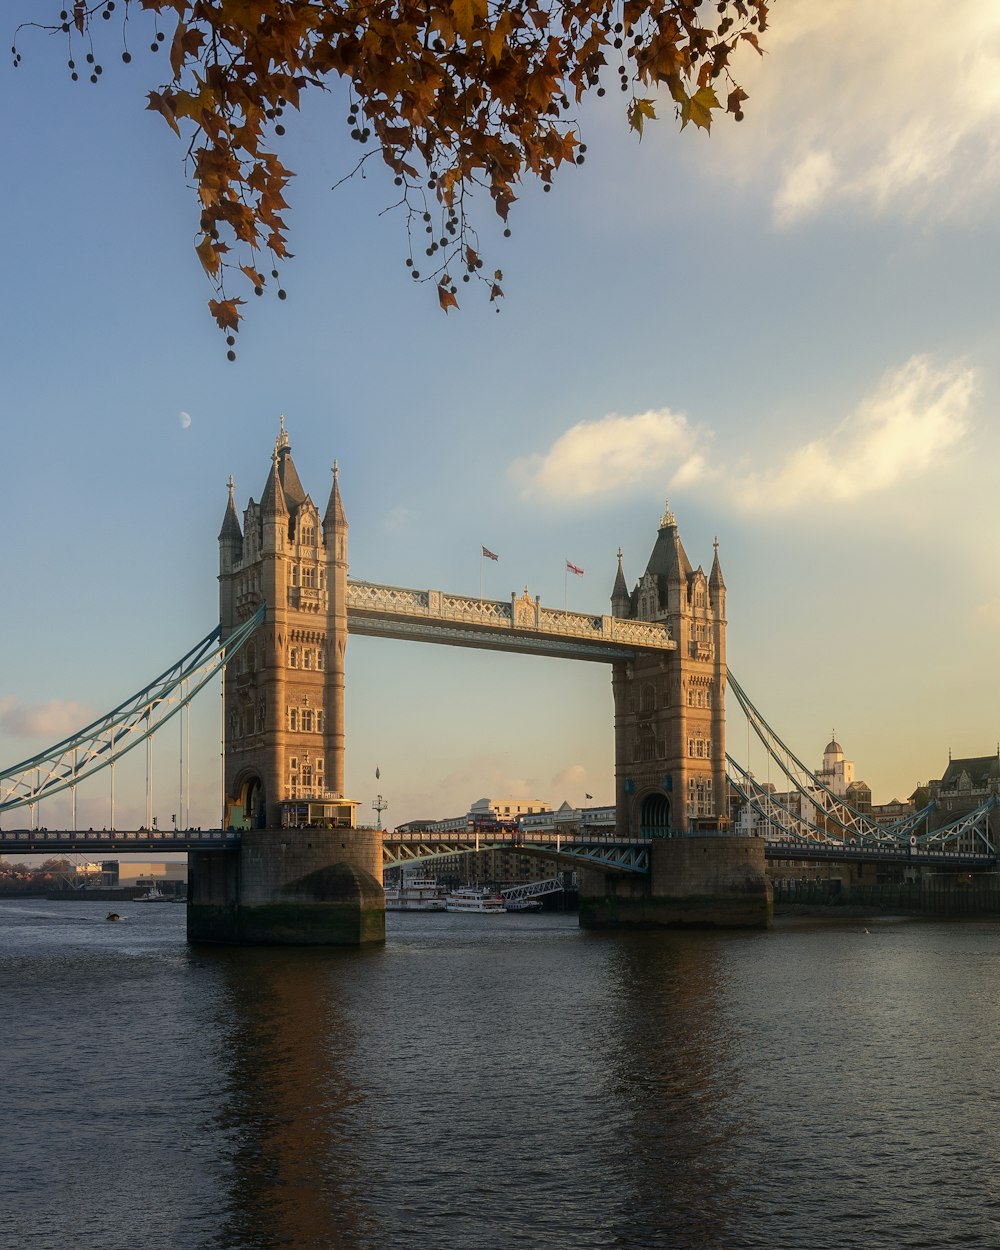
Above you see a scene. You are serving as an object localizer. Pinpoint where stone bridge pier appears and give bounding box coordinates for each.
[579,836,772,929]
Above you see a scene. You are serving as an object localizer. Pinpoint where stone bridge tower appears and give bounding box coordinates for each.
[581,501,768,928]
[190,420,383,946]
[217,418,350,830]
[610,500,727,837]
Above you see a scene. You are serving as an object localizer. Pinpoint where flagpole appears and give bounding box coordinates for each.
[564,562,568,611]
[480,547,483,606]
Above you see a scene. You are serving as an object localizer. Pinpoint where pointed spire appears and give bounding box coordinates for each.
[218,473,243,542]
[261,446,288,517]
[611,546,630,616]
[323,458,347,533]
[709,536,726,590]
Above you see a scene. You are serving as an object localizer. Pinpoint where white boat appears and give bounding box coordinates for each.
[444,887,507,914]
[385,877,447,911]
[503,897,543,912]
[134,883,167,902]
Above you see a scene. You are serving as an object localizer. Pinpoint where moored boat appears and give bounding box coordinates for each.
[444,886,507,914]
[385,876,447,912]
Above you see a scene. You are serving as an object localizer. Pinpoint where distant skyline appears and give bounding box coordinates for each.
[3,1,999,831]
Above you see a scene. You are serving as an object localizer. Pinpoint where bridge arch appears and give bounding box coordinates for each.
[227,771,265,831]
[638,790,671,838]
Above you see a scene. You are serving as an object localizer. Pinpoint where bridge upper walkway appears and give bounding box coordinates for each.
[345,580,674,661]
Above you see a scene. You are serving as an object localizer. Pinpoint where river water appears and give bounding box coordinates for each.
[2,899,999,1250]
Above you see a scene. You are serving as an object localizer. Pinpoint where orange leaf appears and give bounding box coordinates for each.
[438,284,459,312]
[208,298,246,332]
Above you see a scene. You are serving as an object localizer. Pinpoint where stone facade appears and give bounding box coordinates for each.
[610,502,727,837]
[218,418,349,830]
[192,422,384,947]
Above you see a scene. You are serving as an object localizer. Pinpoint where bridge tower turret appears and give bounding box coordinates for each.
[610,500,728,837]
[322,461,348,798]
[195,419,383,946]
[584,502,768,929]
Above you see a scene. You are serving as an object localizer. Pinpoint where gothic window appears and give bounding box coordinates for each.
[303,565,316,589]
[291,564,300,586]
[641,737,655,762]
[302,524,316,546]
[289,708,299,732]
[257,701,265,732]
[316,710,324,733]
[290,648,299,669]
[303,650,313,670]
[301,762,313,789]
[633,742,641,764]
[317,650,325,671]
[302,709,314,733]
[695,587,705,608]
[688,739,695,757]
[640,684,655,713]
[657,738,666,759]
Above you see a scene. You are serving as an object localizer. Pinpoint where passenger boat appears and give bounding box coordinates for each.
[502,897,543,912]
[444,887,507,914]
[385,876,447,911]
[134,883,167,902]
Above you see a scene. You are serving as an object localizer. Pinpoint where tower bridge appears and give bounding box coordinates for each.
[5,419,997,942]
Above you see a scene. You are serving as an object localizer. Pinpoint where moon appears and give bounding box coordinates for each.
[179,411,192,430]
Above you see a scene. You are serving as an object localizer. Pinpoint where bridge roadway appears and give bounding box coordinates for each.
[0,828,240,854]
[345,580,675,661]
[1,829,993,872]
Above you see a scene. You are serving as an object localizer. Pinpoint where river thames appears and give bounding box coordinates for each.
[2,899,999,1249]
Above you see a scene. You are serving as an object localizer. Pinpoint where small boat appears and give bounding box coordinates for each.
[385,876,447,911]
[503,897,543,912]
[135,883,167,902]
[444,887,507,914]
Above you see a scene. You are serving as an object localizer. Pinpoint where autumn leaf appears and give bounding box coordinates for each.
[682,86,721,132]
[627,97,657,139]
[438,283,459,312]
[208,297,246,331]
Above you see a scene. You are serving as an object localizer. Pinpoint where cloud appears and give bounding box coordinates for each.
[711,0,1000,225]
[511,355,974,512]
[0,697,93,739]
[383,505,414,534]
[975,601,1000,629]
[728,356,975,510]
[509,408,710,500]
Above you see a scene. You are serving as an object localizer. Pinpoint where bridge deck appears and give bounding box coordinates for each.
[0,829,240,854]
[346,580,674,661]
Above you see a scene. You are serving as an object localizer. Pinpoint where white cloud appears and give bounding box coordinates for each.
[729,356,974,510]
[511,355,974,512]
[0,696,93,739]
[712,0,1000,225]
[509,408,709,500]
[383,505,414,534]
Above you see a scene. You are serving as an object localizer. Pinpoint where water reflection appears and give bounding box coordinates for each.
[196,947,385,1250]
[604,932,748,1249]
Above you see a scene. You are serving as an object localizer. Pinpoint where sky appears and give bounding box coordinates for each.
[2,0,999,835]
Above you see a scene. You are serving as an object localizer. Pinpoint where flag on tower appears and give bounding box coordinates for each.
[482,546,499,561]
[585,793,593,800]
[566,561,584,576]
[375,766,380,780]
